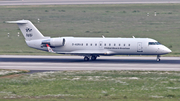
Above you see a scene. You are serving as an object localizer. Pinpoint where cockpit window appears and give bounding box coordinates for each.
[148,42,161,45]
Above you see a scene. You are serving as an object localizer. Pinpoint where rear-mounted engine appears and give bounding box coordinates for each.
[41,38,65,47]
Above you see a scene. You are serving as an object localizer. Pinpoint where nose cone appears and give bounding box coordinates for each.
[157,45,172,55]
[161,46,172,54]
[165,47,172,53]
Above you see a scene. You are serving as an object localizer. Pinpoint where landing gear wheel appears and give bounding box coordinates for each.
[91,56,97,61]
[84,56,89,61]
[157,55,161,62]
[157,58,161,62]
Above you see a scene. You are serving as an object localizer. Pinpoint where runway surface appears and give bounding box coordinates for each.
[0,55,179,71]
[0,0,180,5]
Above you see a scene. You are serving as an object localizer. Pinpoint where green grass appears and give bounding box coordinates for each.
[0,70,180,101]
[0,69,29,77]
[0,4,180,56]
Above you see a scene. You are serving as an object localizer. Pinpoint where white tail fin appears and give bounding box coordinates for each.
[6,20,44,41]
[46,44,55,53]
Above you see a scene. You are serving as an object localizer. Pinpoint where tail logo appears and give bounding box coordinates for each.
[25,27,33,37]
[26,28,32,32]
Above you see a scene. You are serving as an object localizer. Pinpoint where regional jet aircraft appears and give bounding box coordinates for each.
[7,20,172,61]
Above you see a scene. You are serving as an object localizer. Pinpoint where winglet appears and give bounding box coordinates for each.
[46,44,55,53]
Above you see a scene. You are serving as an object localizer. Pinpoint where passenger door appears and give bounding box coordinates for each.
[137,42,143,52]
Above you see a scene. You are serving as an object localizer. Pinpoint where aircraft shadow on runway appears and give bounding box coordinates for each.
[0,57,179,64]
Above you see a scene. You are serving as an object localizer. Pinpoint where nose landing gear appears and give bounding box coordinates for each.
[157,55,161,62]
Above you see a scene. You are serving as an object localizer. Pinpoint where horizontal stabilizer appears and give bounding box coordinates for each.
[6,20,28,24]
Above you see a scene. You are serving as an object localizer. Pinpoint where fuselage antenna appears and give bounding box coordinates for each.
[102,35,105,38]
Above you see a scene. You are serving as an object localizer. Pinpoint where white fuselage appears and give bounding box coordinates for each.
[26,37,171,56]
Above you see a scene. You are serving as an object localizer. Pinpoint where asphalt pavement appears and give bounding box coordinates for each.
[0,55,179,71]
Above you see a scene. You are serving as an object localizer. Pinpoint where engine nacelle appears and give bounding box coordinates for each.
[50,38,65,47]
[42,38,65,47]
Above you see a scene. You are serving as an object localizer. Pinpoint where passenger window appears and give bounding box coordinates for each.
[86,43,88,46]
[95,44,97,46]
[109,44,111,46]
[129,44,130,46]
[124,44,125,46]
[119,44,121,46]
[90,44,92,46]
[104,44,106,46]
[72,43,74,46]
[114,44,116,46]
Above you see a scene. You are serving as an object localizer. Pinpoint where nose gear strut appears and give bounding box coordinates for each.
[157,55,160,62]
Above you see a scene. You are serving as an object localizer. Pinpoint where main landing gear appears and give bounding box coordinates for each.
[156,55,161,62]
[84,56,89,61]
[84,55,98,61]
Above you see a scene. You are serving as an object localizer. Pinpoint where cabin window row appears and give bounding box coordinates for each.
[72,43,131,46]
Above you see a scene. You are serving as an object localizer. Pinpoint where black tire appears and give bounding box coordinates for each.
[91,56,97,60]
[157,58,160,62]
[84,56,89,61]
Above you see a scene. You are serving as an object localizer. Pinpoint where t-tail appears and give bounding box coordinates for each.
[6,20,44,41]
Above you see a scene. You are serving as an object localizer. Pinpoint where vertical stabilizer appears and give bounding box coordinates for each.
[6,20,44,41]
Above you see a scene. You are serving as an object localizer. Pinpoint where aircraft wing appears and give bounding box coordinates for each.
[56,50,115,55]
[46,44,55,53]
[45,45,114,55]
